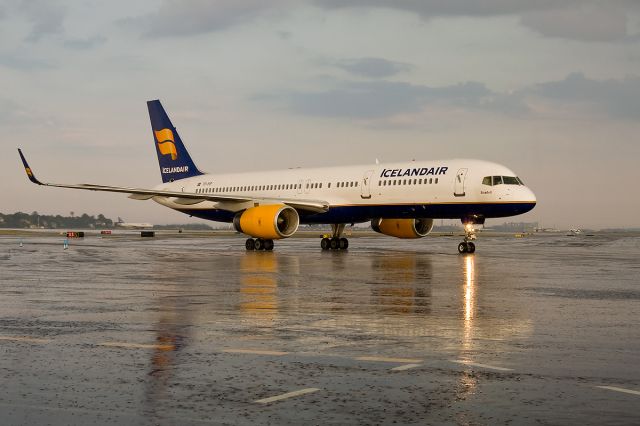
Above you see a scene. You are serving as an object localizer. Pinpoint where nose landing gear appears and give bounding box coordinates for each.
[458,241,475,254]
[458,223,477,254]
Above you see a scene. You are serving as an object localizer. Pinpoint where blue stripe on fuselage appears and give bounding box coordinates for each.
[176,202,536,224]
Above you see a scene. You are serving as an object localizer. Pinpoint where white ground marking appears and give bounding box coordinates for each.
[97,342,174,350]
[222,349,288,356]
[450,360,513,372]
[254,388,321,404]
[0,336,50,344]
[390,363,422,371]
[356,356,423,363]
[596,386,640,396]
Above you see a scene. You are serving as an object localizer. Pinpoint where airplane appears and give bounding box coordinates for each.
[18,100,536,254]
[115,217,153,230]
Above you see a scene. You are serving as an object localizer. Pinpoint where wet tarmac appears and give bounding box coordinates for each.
[1,233,639,425]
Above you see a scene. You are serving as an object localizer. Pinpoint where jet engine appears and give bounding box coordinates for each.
[233,205,299,239]
[371,218,434,239]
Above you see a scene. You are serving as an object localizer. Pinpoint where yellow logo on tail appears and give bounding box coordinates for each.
[154,128,177,160]
[25,167,33,177]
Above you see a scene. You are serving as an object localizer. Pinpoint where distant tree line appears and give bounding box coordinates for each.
[0,212,217,230]
[0,211,113,229]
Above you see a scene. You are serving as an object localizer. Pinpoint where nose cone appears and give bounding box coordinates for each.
[520,186,537,214]
[524,186,537,204]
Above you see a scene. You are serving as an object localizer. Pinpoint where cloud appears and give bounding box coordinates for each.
[263,73,640,121]
[334,57,413,78]
[520,5,628,42]
[530,72,640,119]
[0,97,36,125]
[271,79,496,119]
[0,51,52,70]
[18,0,66,42]
[124,0,291,37]
[119,0,640,42]
[314,0,553,18]
[315,0,639,43]
[63,35,107,50]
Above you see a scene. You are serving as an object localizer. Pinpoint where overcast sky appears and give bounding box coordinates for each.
[2,0,639,229]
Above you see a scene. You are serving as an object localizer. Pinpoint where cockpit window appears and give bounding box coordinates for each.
[502,176,520,185]
[483,175,524,186]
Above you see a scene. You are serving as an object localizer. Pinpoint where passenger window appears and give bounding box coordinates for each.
[435,178,438,184]
[429,178,432,184]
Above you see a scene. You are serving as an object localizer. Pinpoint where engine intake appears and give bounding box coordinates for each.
[371,218,434,239]
[233,204,299,239]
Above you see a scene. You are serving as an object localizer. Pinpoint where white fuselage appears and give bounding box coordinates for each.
[152,159,536,224]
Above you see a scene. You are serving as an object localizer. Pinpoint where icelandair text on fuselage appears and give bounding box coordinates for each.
[162,166,189,174]
[380,167,448,178]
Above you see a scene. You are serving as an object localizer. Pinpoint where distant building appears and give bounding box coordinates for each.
[490,222,539,232]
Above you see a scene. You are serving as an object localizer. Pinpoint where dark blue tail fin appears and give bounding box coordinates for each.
[147,100,203,183]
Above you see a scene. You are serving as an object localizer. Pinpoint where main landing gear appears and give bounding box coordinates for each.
[245,238,274,251]
[458,223,477,254]
[321,224,349,251]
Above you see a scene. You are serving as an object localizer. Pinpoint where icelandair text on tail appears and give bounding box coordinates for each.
[162,166,189,174]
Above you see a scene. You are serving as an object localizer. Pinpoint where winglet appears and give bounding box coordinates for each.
[17,149,43,185]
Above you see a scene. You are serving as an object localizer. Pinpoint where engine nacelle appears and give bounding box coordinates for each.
[371,218,434,239]
[233,204,299,239]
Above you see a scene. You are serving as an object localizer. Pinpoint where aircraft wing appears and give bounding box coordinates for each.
[18,149,329,213]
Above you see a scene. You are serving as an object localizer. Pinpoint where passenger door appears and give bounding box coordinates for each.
[454,168,468,197]
[360,170,374,199]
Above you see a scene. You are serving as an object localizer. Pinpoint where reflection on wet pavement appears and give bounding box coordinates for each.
[0,233,639,424]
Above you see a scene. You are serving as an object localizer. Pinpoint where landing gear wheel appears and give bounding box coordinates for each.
[330,238,339,250]
[321,238,331,250]
[467,242,476,253]
[458,242,468,254]
[264,239,274,251]
[339,238,349,250]
[245,238,255,251]
[254,238,264,251]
